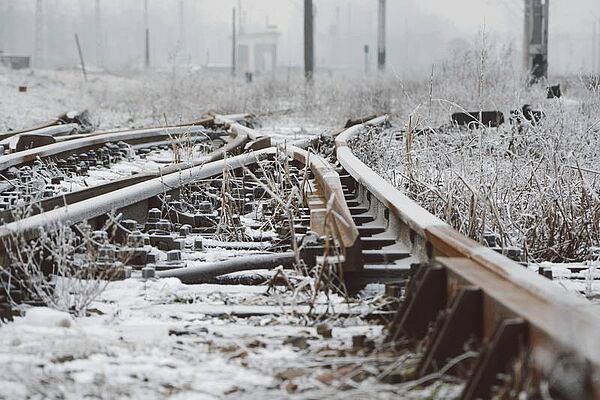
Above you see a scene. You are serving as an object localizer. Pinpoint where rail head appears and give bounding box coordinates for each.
[287,145,363,273]
[335,115,446,238]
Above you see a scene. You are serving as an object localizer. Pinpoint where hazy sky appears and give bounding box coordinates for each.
[1,0,599,75]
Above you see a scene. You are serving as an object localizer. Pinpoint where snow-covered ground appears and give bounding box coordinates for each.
[0,67,340,135]
[0,277,461,399]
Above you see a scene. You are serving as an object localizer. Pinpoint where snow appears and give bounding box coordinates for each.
[0,275,440,399]
[19,307,74,328]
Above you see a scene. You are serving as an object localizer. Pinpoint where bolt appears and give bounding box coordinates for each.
[167,250,182,262]
[155,220,171,232]
[147,208,161,222]
[141,265,156,279]
[179,225,191,237]
[98,244,117,261]
[128,231,145,248]
[385,283,401,298]
[122,220,138,231]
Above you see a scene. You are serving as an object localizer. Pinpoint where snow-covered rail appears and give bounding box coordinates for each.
[335,116,600,399]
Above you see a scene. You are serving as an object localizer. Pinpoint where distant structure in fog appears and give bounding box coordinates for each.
[34,0,44,67]
[236,27,280,76]
[523,0,549,80]
[143,0,150,68]
[377,0,386,71]
[304,0,314,81]
[594,22,597,73]
[95,0,104,68]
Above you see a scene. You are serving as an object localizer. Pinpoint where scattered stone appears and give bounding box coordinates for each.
[316,322,332,338]
[276,367,305,381]
[284,335,309,350]
[284,381,298,394]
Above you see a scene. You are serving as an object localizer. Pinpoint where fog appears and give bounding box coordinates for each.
[0,0,598,76]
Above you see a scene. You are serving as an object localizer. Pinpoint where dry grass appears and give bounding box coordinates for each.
[0,212,124,317]
[350,88,600,263]
[343,37,600,263]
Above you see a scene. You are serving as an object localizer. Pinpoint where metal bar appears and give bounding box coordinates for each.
[157,252,296,283]
[336,115,600,392]
[377,0,386,72]
[232,8,237,77]
[304,0,314,82]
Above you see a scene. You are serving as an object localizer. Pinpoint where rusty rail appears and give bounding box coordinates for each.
[335,116,600,399]
[0,116,217,171]
[288,146,363,273]
[0,121,253,223]
[0,148,275,253]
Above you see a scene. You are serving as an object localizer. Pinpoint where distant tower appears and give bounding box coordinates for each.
[34,0,44,67]
[0,2,7,52]
[238,0,244,34]
[143,0,150,68]
[523,0,549,81]
[95,0,104,68]
[377,0,386,71]
[304,0,314,82]
[143,0,149,30]
[232,8,236,76]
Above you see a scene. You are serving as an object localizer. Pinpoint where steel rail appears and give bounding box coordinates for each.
[0,114,227,171]
[0,148,276,248]
[335,116,600,399]
[0,111,89,141]
[158,252,296,283]
[0,122,253,223]
[0,125,212,172]
[287,145,363,273]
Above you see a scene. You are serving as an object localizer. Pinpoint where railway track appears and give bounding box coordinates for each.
[0,114,598,399]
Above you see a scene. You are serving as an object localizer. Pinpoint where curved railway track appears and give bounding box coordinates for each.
[0,114,598,399]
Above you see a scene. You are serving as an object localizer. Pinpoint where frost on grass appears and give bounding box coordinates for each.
[349,81,600,264]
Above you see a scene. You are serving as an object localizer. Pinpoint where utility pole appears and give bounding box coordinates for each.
[377,0,386,72]
[594,20,600,75]
[95,0,103,68]
[34,0,44,68]
[0,2,7,52]
[238,0,243,34]
[304,0,314,82]
[597,20,600,74]
[144,0,150,68]
[594,21,597,74]
[232,8,236,77]
[523,0,549,82]
[74,34,88,81]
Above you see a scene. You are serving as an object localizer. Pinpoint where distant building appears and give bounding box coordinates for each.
[236,28,280,75]
[0,51,31,70]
